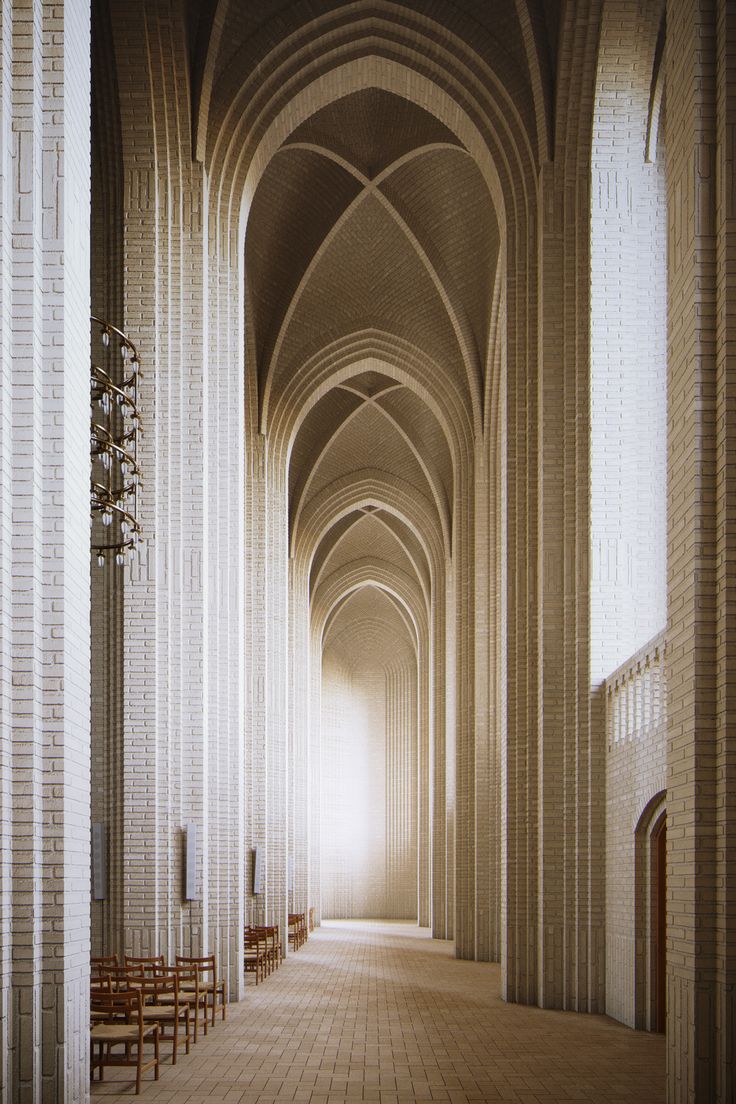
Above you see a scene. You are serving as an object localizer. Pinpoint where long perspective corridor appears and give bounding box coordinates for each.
[91,923,665,1103]
[0,1,734,1101]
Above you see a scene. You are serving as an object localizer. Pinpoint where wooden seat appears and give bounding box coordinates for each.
[90,988,160,1095]
[136,969,191,1064]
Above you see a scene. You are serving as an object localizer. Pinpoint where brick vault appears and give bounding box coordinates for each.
[0,1,733,1101]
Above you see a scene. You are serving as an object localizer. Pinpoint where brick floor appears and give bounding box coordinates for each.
[91,920,665,1102]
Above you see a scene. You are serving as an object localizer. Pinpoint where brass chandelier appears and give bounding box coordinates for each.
[90,316,142,567]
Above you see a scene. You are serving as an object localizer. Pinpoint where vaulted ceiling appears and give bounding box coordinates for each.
[192,0,561,663]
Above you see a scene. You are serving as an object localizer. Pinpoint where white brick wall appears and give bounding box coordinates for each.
[0,4,723,1100]
[0,1,90,1099]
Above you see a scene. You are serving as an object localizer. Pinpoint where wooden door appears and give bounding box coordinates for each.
[654,820,666,1032]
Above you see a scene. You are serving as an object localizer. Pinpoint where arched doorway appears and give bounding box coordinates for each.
[634,792,667,1031]
[652,814,666,1033]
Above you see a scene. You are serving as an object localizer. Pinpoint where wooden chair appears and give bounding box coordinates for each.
[288,913,307,949]
[136,969,191,1064]
[160,961,209,1041]
[254,927,277,976]
[90,988,160,1095]
[267,925,282,968]
[244,929,267,984]
[175,954,227,1026]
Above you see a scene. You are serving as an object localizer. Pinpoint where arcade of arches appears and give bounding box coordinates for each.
[0,0,733,1101]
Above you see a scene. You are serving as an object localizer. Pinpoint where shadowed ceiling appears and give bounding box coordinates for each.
[194,0,560,666]
[244,82,500,646]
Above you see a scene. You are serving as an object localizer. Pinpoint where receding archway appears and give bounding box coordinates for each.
[319,585,418,920]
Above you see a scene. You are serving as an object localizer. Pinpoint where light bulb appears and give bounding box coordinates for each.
[115,552,125,566]
[97,553,105,568]
[101,452,111,470]
[120,344,128,360]
[101,330,110,348]
[102,511,112,526]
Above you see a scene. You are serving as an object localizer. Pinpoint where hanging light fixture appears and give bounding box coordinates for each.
[90,316,143,568]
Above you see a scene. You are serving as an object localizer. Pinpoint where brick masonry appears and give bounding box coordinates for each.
[0,1,733,1100]
[0,1,91,1100]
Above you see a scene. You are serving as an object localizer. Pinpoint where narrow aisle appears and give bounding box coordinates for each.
[93,921,665,1103]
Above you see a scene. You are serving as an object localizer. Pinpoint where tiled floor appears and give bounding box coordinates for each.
[92,920,665,1103]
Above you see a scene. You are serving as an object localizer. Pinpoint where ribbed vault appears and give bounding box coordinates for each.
[231,0,522,934]
[178,0,595,964]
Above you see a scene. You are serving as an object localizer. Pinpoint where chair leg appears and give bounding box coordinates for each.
[135,1040,142,1096]
[154,1025,160,1080]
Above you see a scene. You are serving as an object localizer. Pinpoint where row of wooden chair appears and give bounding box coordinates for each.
[244,926,282,985]
[90,953,227,1093]
[288,913,308,950]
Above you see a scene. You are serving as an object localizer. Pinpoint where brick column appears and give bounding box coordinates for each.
[502,3,604,1012]
[0,1,91,1100]
[666,2,736,1099]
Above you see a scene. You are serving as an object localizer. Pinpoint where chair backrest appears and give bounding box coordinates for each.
[124,954,165,972]
[153,962,198,991]
[91,954,119,970]
[94,964,146,992]
[254,927,273,949]
[175,953,215,981]
[91,987,144,1025]
[137,970,178,1004]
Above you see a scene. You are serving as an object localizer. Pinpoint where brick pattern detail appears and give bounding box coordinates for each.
[0,4,725,1100]
[592,0,669,1036]
[591,0,667,684]
[666,2,736,1099]
[92,0,246,1001]
[604,633,667,1028]
[0,1,91,1099]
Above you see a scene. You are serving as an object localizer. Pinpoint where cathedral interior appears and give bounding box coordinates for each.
[0,0,733,1100]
